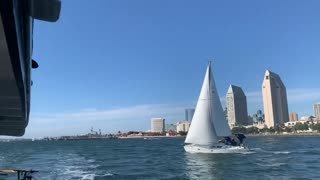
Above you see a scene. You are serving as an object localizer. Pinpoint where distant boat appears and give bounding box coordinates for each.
[184,62,248,153]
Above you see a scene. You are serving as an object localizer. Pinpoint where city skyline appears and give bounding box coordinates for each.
[16,0,320,138]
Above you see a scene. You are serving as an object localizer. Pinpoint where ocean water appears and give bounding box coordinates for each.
[0,137,320,180]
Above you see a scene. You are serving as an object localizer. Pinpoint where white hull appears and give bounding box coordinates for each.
[184,144,248,154]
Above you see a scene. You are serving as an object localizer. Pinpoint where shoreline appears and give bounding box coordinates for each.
[118,133,320,139]
[34,133,320,141]
[118,136,185,139]
[119,133,320,139]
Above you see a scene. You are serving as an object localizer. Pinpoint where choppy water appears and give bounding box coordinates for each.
[0,137,320,179]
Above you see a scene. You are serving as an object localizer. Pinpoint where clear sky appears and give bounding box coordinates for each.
[24,0,320,137]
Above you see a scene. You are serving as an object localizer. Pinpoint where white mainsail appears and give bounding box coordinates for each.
[185,63,231,145]
[210,67,231,137]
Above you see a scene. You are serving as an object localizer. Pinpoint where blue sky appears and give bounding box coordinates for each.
[24,0,320,137]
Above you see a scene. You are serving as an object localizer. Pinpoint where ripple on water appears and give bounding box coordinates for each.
[1,138,320,179]
[272,151,291,154]
[256,162,288,167]
[52,153,100,180]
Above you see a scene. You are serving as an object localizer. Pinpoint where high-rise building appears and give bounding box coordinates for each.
[314,103,320,119]
[262,70,289,127]
[289,112,299,122]
[185,109,195,121]
[224,107,228,120]
[226,85,248,128]
[151,118,165,133]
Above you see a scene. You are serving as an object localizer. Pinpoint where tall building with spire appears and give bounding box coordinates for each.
[226,85,248,128]
[262,70,289,127]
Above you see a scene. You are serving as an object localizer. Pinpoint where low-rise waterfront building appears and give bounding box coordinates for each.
[300,116,310,121]
[176,121,190,133]
[254,124,267,129]
[284,121,298,128]
[244,124,266,129]
[312,118,320,124]
[284,119,311,128]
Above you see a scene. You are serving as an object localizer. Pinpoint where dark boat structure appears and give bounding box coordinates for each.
[0,0,61,136]
[0,169,38,180]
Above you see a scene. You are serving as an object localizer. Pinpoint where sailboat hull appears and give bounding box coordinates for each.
[184,144,248,154]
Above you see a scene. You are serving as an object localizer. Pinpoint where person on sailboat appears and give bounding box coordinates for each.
[230,138,237,146]
[234,133,246,145]
[219,134,246,146]
[220,136,231,145]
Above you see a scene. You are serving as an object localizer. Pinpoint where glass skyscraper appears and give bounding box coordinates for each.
[226,85,249,128]
[185,109,195,121]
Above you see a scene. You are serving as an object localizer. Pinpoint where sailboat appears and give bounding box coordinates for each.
[184,62,248,153]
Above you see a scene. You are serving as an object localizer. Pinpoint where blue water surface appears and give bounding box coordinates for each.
[0,137,319,180]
